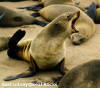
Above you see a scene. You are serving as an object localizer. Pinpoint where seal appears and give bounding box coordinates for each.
[58,60,100,88]
[0,6,46,27]
[18,0,76,11]
[32,5,96,45]
[4,11,80,81]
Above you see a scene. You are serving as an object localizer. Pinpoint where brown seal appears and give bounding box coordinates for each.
[4,11,80,81]
[35,5,96,45]
[0,6,46,27]
[58,60,100,88]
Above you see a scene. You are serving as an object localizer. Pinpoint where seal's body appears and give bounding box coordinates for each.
[58,60,100,88]
[42,0,73,7]
[4,11,80,81]
[0,6,35,27]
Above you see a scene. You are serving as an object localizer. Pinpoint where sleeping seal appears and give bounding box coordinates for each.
[0,6,46,27]
[18,0,82,11]
[58,60,100,88]
[4,11,80,81]
[32,5,96,45]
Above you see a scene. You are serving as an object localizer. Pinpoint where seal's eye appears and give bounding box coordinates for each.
[13,17,22,22]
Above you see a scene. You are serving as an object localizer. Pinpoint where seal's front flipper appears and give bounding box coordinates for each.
[30,7,42,11]
[31,12,40,17]
[0,11,6,21]
[4,68,35,81]
[33,20,48,27]
[18,5,35,9]
[18,3,43,11]
[86,2,96,21]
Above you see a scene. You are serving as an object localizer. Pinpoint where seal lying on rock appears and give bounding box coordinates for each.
[4,11,80,81]
[58,60,100,88]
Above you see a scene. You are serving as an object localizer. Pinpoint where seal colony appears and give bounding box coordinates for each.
[21,1,100,23]
[4,11,80,81]
[32,5,96,45]
[58,60,100,88]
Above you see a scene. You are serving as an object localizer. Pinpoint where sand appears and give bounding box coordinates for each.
[0,0,99,88]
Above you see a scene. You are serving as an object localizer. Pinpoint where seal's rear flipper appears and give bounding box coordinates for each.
[8,29,25,49]
[7,29,26,59]
[4,68,35,81]
[33,20,48,27]
[86,2,96,21]
[31,12,40,17]
[18,3,44,11]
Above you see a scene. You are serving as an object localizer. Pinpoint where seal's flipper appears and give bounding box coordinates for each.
[18,5,36,10]
[31,12,40,17]
[29,7,42,11]
[8,29,25,49]
[4,68,35,81]
[18,3,44,11]
[0,11,6,21]
[7,29,26,59]
[33,0,39,1]
[86,2,96,21]
[32,20,48,27]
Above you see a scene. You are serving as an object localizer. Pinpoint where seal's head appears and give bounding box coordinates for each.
[71,33,85,45]
[48,11,80,38]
